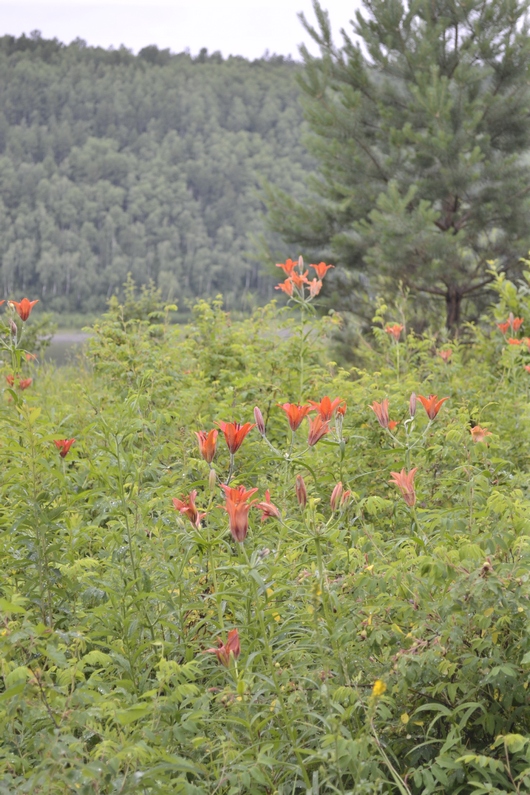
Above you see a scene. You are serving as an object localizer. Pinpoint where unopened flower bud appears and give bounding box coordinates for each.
[409,392,417,418]
[297,254,304,272]
[340,489,351,509]
[295,474,307,508]
[254,406,266,436]
[208,468,217,492]
[9,319,17,336]
[330,482,343,512]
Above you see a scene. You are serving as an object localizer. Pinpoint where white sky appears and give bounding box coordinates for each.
[0,1,362,59]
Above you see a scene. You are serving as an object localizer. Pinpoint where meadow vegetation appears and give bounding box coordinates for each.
[0,262,530,794]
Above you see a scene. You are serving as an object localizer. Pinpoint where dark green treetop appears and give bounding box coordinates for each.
[267,0,530,327]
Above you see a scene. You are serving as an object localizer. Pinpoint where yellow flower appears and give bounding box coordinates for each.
[372,679,387,697]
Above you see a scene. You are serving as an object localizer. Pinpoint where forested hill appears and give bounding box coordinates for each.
[0,34,312,312]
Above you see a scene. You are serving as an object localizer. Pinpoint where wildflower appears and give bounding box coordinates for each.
[5,374,14,386]
[418,394,449,420]
[216,421,255,455]
[309,396,345,421]
[438,349,452,361]
[276,259,297,277]
[525,364,530,373]
[295,474,307,508]
[307,415,330,446]
[279,402,312,431]
[497,320,510,334]
[221,484,259,542]
[275,278,294,296]
[369,399,389,429]
[337,403,347,417]
[207,628,240,666]
[252,407,265,436]
[172,490,206,529]
[470,425,492,443]
[409,393,417,418]
[256,489,281,521]
[508,337,522,345]
[9,298,39,322]
[340,489,352,509]
[291,270,309,289]
[25,353,37,362]
[372,680,387,697]
[308,279,323,297]
[195,429,218,464]
[330,482,343,512]
[512,316,524,331]
[385,324,404,340]
[389,467,418,507]
[18,378,32,390]
[388,420,399,431]
[54,439,76,458]
[310,262,334,279]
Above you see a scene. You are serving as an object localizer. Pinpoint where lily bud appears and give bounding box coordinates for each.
[254,406,266,436]
[340,489,352,509]
[409,392,417,418]
[330,482,343,512]
[208,468,217,492]
[9,319,17,336]
[295,474,307,508]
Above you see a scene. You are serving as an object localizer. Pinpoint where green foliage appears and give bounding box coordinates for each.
[266,0,530,328]
[2,282,530,792]
[0,34,313,313]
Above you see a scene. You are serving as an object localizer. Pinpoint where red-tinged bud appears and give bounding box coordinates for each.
[9,319,17,336]
[340,490,352,509]
[208,468,217,491]
[330,482,343,512]
[295,474,307,508]
[254,406,266,436]
[409,392,417,418]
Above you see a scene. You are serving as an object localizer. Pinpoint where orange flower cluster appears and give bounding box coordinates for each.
[274,257,334,301]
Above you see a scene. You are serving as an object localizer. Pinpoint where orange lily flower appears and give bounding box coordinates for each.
[195,429,218,464]
[9,298,39,321]
[418,394,449,420]
[291,270,309,289]
[276,259,297,277]
[385,324,404,340]
[470,425,492,443]
[279,402,312,431]
[221,484,259,542]
[497,320,510,334]
[18,378,32,390]
[207,628,240,666]
[5,374,14,386]
[295,474,307,507]
[309,396,345,421]
[389,467,418,507]
[54,439,75,458]
[525,364,530,373]
[307,415,330,446]
[388,420,399,431]
[508,337,522,345]
[172,490,206,529]
[369,399,389,429]
[438,349,452,362]
[309,278,323,297]
[275,278,294,296]
[512,316,524,331]
[256,489,281,521]
[310,261,334,279]
[216,421,255,455]
[337,403,347,417]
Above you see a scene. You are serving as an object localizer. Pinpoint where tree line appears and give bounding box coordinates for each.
[0,32,311,312]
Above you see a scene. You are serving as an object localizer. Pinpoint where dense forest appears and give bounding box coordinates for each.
[0,33,312,312]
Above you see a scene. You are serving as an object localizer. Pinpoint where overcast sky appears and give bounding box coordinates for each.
[0,1,362,59]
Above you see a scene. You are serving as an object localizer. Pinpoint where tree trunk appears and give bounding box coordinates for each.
[445,285,461,329]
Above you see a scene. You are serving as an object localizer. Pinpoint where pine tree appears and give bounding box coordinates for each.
[267,0,530,327]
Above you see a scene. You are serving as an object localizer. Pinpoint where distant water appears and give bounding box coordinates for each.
[45,332,91,366]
